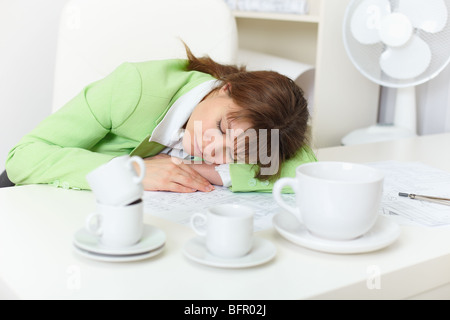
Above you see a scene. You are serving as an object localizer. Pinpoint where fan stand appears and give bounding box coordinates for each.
[341,86,418,145]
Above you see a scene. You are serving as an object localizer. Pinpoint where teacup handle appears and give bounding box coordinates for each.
[85,212,103,236]
[273,178,303,223]
[190,213,207,237]
[128,156,146,184]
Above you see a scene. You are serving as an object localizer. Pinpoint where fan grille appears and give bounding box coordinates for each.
[343,0,450,88]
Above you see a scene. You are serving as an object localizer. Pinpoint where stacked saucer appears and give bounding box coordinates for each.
[74,155,166,262]
[73,224,166,262]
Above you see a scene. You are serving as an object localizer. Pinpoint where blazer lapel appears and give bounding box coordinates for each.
[130,135,166,158]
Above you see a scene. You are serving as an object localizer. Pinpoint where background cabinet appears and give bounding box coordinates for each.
[233,0,380,148]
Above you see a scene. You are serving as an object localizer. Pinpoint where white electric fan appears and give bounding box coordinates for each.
[341,0,450,145]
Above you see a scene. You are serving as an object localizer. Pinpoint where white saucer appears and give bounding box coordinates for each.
[73,224,166,256]
[273,211,401,254]
[73,244,165,263]
[182,237,276,268]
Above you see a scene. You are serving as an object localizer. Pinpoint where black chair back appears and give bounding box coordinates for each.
[0,170,14,188]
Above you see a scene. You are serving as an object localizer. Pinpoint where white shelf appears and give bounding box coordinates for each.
[233,0,380,148]
[233,10,320,23]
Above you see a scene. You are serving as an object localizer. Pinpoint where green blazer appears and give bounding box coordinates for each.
[6,59,317,192]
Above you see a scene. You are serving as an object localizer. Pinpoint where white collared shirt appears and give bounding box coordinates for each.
[148,80,232,187]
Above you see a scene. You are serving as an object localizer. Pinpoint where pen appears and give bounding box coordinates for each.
[398,192,450,206]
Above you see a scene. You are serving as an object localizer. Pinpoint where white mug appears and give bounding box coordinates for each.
[190,204,254,258]
[273,162,384,241]
[85,200,144,248]
[86,155,145,206]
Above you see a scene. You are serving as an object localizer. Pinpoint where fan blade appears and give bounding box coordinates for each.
[380,36,431,79]
[398,0,448,33]
[379,13,413,47]
[350,0,391,44]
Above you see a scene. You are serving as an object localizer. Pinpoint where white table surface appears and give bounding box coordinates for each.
[1,133,450,300]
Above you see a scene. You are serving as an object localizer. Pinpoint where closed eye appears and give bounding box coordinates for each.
[216,119,225,134]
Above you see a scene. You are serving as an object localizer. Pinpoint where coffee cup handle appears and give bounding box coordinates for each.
[273,178,303,223]
[190,213,207,237]
[128,156,146,184]
[85,212,103,236]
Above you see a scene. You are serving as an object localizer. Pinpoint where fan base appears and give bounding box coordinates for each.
[341,124,417,146]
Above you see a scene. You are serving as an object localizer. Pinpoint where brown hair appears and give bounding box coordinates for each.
[185,45,310,181]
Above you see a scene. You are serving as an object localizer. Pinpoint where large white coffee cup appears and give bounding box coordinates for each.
[190,204,254,258]
[273,162,384,241]
[86,155,145,206]
[85,200,144,248]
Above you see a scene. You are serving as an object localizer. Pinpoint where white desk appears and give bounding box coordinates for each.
[1,133,450,300]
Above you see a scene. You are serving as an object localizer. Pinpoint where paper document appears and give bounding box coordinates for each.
[224,0,309,14]
[143,161,450,230]
[144,187,294,232]
[367,161,450,227]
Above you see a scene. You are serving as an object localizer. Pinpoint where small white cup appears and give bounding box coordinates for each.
[86,155,145,206]
[85,200,144,248]
[273,162,384,241]
[190,204,254,258]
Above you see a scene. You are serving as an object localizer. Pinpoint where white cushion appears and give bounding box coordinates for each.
[52,0,238,111]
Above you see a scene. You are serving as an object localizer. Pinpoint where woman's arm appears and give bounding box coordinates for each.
[133,154,216,193]
[188,162,223,186]
[6,63,141,189]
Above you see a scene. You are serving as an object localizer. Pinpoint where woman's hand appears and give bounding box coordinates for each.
[135,154,215,193]
[187,163,224,186]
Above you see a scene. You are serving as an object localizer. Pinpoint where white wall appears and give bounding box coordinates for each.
[417,64,450,135]
[378,65,450,136]
[0,0,70,172]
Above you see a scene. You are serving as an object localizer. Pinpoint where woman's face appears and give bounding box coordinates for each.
[182,85,252,164]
